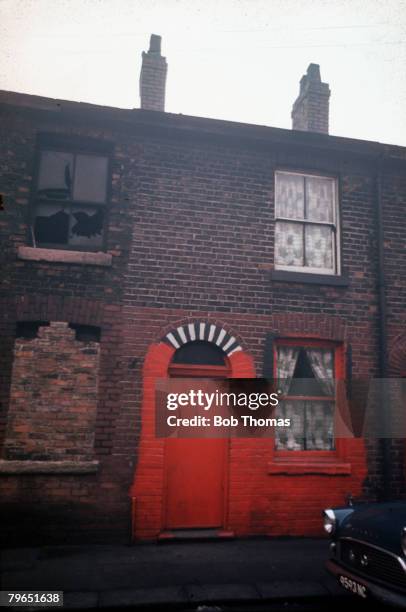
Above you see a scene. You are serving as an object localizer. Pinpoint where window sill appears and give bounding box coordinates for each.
[17,246,112,267]
[267,461,351,475]
[271,270,349,286]
[0,460,99,474]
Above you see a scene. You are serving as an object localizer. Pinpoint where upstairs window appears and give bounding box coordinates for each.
[274,171,340,275]
[32,136,111,250]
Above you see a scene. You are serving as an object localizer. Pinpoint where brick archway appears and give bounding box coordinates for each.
[129,321,255,540]
[163,321,243,356]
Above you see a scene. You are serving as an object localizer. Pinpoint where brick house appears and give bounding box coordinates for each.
[0,35,405,545]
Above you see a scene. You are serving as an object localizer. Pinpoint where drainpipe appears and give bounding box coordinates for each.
[375,151,391,500]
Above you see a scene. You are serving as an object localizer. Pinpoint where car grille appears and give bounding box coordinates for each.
[340,538,406,591]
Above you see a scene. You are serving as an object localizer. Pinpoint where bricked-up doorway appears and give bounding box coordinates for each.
[164,342,230,530]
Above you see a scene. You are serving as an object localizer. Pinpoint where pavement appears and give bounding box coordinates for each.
[0,537,353,610]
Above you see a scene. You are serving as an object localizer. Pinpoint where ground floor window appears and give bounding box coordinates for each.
[275,340,340,451]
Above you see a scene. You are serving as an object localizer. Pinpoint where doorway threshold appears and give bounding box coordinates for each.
[158,529,234,542]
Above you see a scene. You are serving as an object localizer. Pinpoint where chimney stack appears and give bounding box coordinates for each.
[139,34,167,111]
[291,64,330,134]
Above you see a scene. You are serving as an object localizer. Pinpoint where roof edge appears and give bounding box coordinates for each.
[1,89,405,160]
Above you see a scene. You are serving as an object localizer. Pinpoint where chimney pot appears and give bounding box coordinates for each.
[292,63,330,134]
[149,34,161,54]
[307,63,321,82]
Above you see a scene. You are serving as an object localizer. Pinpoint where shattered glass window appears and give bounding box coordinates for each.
[34,204,70,244]
[33,147,108,250]
[274,172,338,274]
[69,206,104,248]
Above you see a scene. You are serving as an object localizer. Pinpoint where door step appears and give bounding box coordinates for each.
[158,529,234,542]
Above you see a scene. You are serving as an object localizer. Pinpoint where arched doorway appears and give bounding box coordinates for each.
[130,321,255,540]
[164,341,230,531]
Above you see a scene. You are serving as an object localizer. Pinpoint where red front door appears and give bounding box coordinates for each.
[163,359,230,530]
[164,437,227,529]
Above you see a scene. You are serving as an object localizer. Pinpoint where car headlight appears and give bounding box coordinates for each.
[401,527,406,556]
[323,509,336,535]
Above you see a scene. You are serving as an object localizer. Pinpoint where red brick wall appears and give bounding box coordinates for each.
[0,95,405,543]
[126,310,367,539]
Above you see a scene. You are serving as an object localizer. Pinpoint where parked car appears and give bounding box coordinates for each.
[324,501,406,608]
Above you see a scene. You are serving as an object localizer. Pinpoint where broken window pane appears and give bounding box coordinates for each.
[73,155,108,203]
[34,203,69,244]
[37,151,73,200]
[69,206,104,248]
[34,145,108,250]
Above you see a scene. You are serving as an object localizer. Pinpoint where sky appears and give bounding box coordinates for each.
[1,0,406,146]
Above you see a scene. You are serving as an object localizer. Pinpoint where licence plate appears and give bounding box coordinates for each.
[339,574,368,598]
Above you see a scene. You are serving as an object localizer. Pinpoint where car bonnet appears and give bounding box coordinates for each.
[339,502,406,555]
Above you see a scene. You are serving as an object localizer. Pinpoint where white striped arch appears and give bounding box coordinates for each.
[163,322,242,357]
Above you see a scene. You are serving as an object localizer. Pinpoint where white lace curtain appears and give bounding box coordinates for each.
[275,346,335,450]
[306,348,335,395]
[276,173,334,223]
[275,173,335,271]
[276,346,334,394]
[276,347,300,394]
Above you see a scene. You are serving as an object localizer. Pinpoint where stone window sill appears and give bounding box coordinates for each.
[17,246,112,267]
[267,461,351,475]
[0,460,99,474]
[271,269,349,286]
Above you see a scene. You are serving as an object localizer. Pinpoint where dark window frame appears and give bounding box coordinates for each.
[29,133,113,252]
